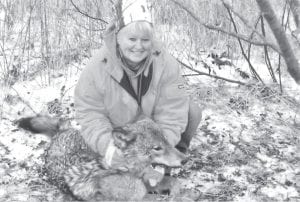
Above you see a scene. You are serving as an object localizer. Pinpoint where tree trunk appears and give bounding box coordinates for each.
[256,0,300,84]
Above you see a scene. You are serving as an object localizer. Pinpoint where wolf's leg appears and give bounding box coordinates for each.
[64,160,101,200]
[176,101,202,154]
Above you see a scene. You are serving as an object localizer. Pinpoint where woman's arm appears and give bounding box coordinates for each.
[153,53,189,146]
[74,53,113,156]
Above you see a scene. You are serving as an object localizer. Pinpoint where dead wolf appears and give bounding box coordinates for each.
[17,115,186,201]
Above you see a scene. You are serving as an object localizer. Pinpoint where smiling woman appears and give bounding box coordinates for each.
[117,21,153,69]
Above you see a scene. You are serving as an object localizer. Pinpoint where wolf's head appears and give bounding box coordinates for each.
[112,118,186,169]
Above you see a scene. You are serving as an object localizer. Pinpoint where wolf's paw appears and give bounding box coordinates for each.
[147,176,181,196]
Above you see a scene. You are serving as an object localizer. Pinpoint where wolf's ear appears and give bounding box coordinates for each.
[112,127,137,149]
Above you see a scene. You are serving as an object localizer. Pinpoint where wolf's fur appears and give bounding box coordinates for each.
[17,115,185,201]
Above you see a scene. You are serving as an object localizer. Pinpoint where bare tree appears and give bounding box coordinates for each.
[256,0,300,84]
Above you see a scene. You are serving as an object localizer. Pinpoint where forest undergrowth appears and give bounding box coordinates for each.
[0,70,299,201]
[179,82,300,201]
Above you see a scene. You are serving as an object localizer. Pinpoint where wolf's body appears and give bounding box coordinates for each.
[17,115,185,201]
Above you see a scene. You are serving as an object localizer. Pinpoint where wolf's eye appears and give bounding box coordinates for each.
[152,145,163,151]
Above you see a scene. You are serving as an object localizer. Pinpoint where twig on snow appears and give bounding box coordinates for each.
[177,59,247,86]
[11,87,38,114]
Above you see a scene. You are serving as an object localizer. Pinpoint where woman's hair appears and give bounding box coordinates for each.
[117,21,154,40]
[132,21,153,38]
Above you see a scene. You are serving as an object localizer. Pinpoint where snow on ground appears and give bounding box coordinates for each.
[179,77,300,201]
[0,54,299,201]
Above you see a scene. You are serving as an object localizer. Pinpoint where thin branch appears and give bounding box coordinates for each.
[289,0,300,28]
[11,87,38,114]
[177,59,247,86]
[67,12,106,31]
[69,0,108,24]
[278,54,283,93]
[221,0,279,48]
[224,2,264,83]
[247,15,262,60]
[170,0,282,54]
[260,17,277,82]
[182,74,202,77]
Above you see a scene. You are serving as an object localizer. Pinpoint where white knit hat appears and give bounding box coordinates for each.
[121,0,152,27]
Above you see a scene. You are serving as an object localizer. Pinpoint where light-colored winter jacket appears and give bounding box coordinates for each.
[74,24,189,156]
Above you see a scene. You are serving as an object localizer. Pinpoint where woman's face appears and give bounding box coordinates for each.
[117,23,153,67]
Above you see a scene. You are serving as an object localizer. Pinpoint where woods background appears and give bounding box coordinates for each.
[1,0,300,87]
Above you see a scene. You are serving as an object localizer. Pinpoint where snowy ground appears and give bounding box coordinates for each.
[182,81,300,201]
[0,52,300,201]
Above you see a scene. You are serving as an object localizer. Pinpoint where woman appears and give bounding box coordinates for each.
[74,20,201,173]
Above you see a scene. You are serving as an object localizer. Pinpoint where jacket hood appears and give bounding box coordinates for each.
[103,23,120,63]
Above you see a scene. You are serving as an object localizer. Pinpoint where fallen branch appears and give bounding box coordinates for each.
[177,59,247,86]
[11,87,38,114]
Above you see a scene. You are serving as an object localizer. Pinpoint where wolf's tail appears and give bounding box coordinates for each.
[17,115,61,137]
